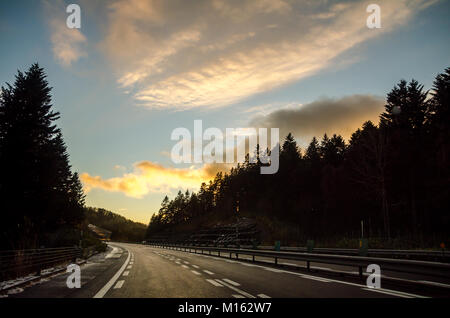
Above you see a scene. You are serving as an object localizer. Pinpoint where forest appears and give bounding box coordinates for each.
[84,207,147,242]
[0,64,144,250]
[146,67,450,249]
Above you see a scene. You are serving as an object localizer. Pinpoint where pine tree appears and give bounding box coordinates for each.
[0,64,84,249]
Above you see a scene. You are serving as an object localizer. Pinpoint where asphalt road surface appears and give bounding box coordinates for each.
[7,242,449,298]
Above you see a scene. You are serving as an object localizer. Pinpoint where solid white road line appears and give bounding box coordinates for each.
[419,280,450,288]
[362,288,414,298]
[216,279,255,298]
[203,270,214,275]
[114,280,125,289]
[206,279,223,287]
[222,278,240,286]
[93,247,131,298]
[191,270,201,275]
[122,271,129,277]
[258,294,271,298]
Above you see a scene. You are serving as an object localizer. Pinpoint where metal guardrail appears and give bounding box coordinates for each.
[246,246,449,262]
[0,247,82,281]
[149,243,450,279]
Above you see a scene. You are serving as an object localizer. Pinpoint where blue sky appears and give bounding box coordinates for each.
[1,0,449,223]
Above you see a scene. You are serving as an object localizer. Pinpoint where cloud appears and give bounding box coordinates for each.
[100,0,433,109]
[80,161,229,198]
[44,0,87,66]
[249,94,385,146]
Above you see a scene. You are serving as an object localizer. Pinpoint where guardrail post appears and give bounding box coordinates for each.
[307,261,310,271]
[275,257,277,265]
[252,255,255,262]
[229,252,232,259]
[218,251,220,257]
[359,266,363,279]
[236,253,239,260]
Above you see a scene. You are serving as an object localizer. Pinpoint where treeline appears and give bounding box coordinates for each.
[0,64,85,250]
[147,68,450,248]
[85,207,147,242]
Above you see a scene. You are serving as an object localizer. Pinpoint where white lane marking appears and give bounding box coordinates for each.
[127,265,132,269]
[222,278,240,286]
[176,261,181,265]
[183,261,190,264]
[114,280,125,289]
[192,265,200,269]
[362,288,415,298]
[300,275,331,283]
[258,294,271,298]
[122,271,129,277]
[156,247,428,298]
[232,294,245,298]
[418,280,450,288]
[203,270,214,275]
[129,262,134,265]
[263,268,284,273]
[206,279,223,287]
[94,246,131,298]
[182,265,189,269]
[191,270,201,275]
[216,279,255,298]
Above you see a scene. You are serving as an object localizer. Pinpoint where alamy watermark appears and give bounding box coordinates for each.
[66,263,81,288]
[366,4,381,29]
[66,4,81,29]
[171,120,279,174]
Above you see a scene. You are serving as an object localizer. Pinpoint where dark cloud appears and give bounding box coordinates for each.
[249,95,385,146]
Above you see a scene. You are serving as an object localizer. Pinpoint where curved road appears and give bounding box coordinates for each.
[10,242,434,298]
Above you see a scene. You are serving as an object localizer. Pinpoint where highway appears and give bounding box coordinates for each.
[7,242,448,298]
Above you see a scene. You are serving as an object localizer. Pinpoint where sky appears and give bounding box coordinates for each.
[0,0,449,224]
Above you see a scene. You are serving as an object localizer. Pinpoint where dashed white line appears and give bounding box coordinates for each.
[222,278,240,286]
[113,280,125,289]
[232,294,245,298]
[191,270,201,275]
[182,265,189,269]
[127,265,132,269]
[203,270,214,275]
[183,261,190,264]
[122,271,129,277]
[216,279,255,298]
[257,294,271,298]
[192,265,200,269]
[206,279,223,287]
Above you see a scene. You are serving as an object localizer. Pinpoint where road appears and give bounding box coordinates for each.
[7,242,448,298]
